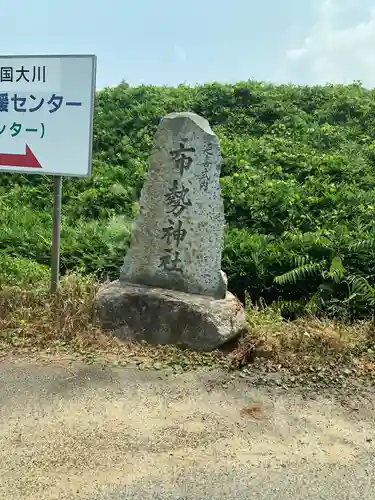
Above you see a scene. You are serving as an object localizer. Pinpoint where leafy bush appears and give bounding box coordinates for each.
[0,200,132,280]
[0,255,49,287]
[2,80,375,320]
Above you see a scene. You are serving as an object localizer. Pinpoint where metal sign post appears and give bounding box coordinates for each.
[50,175,62,294]
[0,53,97,294]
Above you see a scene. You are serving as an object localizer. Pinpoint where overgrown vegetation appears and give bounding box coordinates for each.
[2,80,375,325]
[1,274,374,377]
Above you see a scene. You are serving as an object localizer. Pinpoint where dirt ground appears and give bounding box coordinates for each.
[1,355,374,500]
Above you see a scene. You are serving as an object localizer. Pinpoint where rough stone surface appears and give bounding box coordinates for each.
[95,280,247,351]
[120,111,227,299]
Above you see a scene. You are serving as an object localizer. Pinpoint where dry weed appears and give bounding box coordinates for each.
[1,274,374,375]
[0,273,226,368]
[228,301,373,371]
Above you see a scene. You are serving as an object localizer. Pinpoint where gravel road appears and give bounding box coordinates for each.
[0,356,374,499]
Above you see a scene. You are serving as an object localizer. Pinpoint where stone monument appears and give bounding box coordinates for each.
[95,112,247,351]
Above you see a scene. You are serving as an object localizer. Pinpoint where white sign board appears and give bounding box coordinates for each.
[0,54,96,177]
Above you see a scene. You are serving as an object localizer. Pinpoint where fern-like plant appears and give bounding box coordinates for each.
[274,238,375,325]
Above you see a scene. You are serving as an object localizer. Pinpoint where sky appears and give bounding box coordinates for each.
[2,0,375,89]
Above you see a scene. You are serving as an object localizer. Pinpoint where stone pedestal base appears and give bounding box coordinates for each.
[95,280,247,351]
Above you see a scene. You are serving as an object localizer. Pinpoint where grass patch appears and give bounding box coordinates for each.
[0,273,226,370]
[0,272,374,376]
[230,300,374,374]
[0,255,50,287]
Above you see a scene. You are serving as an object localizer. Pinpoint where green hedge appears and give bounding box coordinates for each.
[2,80,375,318]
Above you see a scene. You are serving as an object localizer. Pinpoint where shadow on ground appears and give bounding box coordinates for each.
[1,356,374,500]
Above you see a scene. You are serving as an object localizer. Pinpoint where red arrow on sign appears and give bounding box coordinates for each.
[0,145,42,169]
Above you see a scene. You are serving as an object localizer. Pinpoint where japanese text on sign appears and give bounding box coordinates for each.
[169,141,196,176]
[0,122,45,138]
[0,55,96,177]
[159,139,196,273]
[198,142,212,192]
[0,65,46,83]
[0,93,82,113]
[164,179,192,217]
